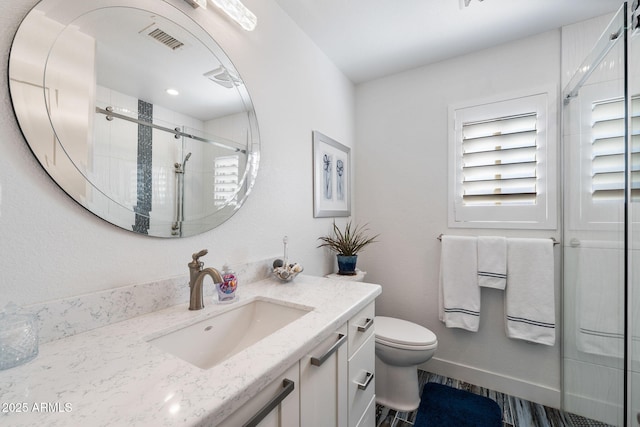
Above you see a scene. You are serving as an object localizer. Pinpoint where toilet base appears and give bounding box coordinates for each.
[374,355,421,413]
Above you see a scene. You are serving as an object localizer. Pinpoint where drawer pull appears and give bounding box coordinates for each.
[311,333,346,367]
[243,378,295,427]
[355,371,374,391]
[357,318,374,333]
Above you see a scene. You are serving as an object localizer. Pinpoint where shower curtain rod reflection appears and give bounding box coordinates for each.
[436,234,560,245]
[96,106,247,154]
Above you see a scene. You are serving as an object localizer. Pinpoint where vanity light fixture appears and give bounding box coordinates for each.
[184,0,207,8]
[211,0,257,31]
[184,0,257,31]
[460,0,484,8]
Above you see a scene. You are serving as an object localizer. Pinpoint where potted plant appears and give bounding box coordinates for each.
[317,221,379,275]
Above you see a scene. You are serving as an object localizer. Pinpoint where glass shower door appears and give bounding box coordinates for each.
[562,5,627,426]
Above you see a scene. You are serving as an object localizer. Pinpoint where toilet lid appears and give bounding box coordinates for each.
[375,316,437,347]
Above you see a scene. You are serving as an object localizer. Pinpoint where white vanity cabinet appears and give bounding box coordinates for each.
[299,302,376,427]
[347,303,376,427]
[220,302,376,427]
[299,324,349,426]
[0,273,382,427]
[218,363,300,427]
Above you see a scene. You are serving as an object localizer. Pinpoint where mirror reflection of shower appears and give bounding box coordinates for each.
[172,152,192,236]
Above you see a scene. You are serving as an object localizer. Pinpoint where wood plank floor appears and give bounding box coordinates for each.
[375,370,614,427]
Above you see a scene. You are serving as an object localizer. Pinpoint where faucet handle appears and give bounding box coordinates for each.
[192,249,208,263]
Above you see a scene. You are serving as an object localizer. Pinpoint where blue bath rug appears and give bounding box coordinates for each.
[413,382,502,427]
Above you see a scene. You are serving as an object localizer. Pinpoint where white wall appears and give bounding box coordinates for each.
[0,0,353,306]
[354,30,563,407]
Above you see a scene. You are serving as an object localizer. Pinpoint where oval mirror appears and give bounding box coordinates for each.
[9,0,260,237]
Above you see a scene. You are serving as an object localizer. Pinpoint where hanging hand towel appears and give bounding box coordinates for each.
[439,235,480,332]
[477,236,507,290]
[505,238,555,346]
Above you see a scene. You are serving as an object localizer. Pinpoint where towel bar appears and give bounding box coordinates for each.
[436,234,560,245]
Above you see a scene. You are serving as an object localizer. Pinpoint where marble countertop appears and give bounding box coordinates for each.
[0,275,381,426]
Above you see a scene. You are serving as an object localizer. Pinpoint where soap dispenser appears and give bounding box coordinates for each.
[216,265,238,303]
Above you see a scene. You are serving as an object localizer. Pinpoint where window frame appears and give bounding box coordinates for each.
[448,87,558,229]
[566,80,635,231]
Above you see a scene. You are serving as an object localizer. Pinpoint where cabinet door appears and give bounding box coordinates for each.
[218,363,300,427]
[300,324,348,427]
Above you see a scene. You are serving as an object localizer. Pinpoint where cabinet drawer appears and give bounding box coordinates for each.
[348,302,375,358]
[355,396,376,427]
[348,334,375,427]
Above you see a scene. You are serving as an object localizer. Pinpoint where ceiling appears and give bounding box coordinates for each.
[85,8,247,121]
[273,0,624,84]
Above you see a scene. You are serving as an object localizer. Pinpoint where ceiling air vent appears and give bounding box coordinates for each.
[143,24,185,50]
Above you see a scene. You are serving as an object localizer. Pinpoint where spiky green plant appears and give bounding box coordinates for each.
[317,221,379,256]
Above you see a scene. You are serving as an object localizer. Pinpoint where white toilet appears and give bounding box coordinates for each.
[374,316,438,412]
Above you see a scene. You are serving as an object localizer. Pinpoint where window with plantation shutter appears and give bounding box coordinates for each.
[461,113,537,206]
[448,90,557,229]
[214,155,240,207]
[591,96,640,202]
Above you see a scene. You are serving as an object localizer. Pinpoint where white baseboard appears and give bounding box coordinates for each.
[419,357,561,409]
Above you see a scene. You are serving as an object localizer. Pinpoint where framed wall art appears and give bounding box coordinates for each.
[312,131,351,217]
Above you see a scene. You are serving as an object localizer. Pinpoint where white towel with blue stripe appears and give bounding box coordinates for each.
[505,238,555,346]
[438,235,480,332]
[477,236,507,290]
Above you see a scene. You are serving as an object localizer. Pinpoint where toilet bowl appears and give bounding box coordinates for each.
[374,316,438,412]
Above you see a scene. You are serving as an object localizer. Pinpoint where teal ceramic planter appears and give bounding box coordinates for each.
[337,255,358,275]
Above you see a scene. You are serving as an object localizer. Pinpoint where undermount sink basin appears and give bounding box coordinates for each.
[149,298,312,369]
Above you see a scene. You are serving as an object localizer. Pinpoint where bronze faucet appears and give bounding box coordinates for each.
[188,249,223,310]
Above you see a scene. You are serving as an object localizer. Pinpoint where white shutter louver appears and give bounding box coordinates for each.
[214,155,240,207]
[591,97,640,202]
[461,113,538,206]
